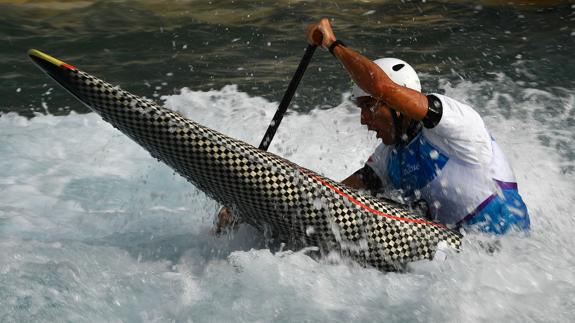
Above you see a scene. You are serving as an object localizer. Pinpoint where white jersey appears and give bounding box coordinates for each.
[366,94,519,226]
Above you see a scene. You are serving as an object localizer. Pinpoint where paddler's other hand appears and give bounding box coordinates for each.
[214,207,237,235]
[306,17,337,49]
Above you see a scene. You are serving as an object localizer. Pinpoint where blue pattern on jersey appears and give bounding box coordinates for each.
[465,187,530,234]
[386,133,530,235]
[387,134,449,195]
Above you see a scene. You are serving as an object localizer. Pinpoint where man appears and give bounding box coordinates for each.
[310,18,530,234]
[216,18,530,235]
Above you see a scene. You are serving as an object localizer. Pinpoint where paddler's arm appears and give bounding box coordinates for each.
[341,172,365,190]
[306,18,428,121]
[341,165,383,193]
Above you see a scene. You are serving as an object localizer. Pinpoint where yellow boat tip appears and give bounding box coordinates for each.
[28,49,76,70]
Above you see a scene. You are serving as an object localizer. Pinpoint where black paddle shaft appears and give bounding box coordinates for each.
[258,44,317,151]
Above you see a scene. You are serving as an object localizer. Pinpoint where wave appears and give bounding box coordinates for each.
[0,80,574,321]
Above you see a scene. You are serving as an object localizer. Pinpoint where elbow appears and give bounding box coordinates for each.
[371,80,400,101]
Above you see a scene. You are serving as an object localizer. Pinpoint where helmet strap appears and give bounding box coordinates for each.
[390,108,421,147]
[390,108,405,146]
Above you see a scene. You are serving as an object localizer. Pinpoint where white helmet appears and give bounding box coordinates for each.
[351,58,421,99]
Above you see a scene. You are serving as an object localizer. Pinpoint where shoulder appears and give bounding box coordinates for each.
[422,94,493,165]
[366,143,390,168]
[366,143,391,182]
[428,94,482,123]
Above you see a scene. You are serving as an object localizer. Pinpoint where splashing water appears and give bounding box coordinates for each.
[1,73,574,321]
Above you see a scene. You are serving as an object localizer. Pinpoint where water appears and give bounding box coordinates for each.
[1,1,574,322]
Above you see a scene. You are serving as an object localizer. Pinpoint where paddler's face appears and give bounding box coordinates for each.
[356,96,397,145]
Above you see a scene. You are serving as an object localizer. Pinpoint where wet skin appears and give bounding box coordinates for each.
[356,96,401,146]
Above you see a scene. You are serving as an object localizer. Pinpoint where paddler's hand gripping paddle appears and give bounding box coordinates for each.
[258,44,317,151]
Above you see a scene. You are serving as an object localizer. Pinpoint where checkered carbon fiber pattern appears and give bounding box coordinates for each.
[45,66,462,271]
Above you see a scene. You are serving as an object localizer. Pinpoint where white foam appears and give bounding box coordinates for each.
[0,79,574,321]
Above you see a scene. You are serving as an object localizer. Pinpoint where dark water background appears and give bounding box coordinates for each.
[1,2,575,322]
[1,0,573,117]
